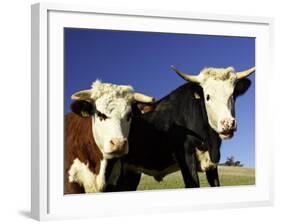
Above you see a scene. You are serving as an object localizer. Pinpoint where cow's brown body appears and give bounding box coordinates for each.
[64,113,103,194]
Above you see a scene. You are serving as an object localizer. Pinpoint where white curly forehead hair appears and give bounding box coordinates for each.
[90,80,134,117]
[71,79,154,118]
[199,67,236,82]
[90,80,134,101]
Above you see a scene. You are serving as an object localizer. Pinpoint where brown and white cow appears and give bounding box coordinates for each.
[64,80,154,194]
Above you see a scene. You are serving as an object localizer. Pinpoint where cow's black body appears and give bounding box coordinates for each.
[111,79,251,190]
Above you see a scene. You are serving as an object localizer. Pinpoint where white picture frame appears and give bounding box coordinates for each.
[31,2,274,221]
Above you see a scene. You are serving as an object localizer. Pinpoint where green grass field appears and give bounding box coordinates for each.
[137,166,255,191]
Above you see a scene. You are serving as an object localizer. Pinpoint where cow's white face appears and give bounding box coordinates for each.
[92,94,133,159]
[172,66,255,140]
[71,80,154,159]
[199,68,237,139]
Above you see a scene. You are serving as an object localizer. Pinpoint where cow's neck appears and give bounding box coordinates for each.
[67,116,122,193]
[94,158,107,191]
[105,158,121,186]
[96,159,121,189]
[94,157,121,189]
[144,83,208,133]
[79,116,104,175]
[83,158,121,192]
[142,83,221,162]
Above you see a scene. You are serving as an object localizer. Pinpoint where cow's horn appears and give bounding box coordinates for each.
[171,65,200,83]
[71,89,92,100]
[134,93,155,103]
[236,67,255,80]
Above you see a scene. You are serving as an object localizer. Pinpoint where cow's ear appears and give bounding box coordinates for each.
[71,100,93,118]
[138,103,155,114]
[192,83,203,100]
[132,102,155,115]
[234,78,251,98]
[193,92,201,100]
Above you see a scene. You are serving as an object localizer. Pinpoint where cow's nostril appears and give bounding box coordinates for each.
[110,139,115,147]
[123,139,128,146]
[119,139,127,149]
[220,119,227,128]
[230,120,234,128]
[109,138,128,153]
[231,119,236,129]
[220,118,236,131]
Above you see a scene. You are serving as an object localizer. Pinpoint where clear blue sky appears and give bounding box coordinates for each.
[64,28,255,168]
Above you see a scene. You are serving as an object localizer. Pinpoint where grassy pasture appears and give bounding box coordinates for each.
[137,166,255,191]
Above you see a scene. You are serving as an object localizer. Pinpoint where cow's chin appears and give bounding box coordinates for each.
[219,131,234,140]
[103,148,129,160]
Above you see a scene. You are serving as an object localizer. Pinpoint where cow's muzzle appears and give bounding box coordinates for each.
[105,138,128,157]
[218,118,237,139]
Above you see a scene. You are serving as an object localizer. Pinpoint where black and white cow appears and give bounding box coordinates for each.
[112,66,255,190]
[64,80,154,194]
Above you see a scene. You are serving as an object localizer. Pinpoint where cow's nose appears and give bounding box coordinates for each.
[109,138,128,154]
[220,118,236,131]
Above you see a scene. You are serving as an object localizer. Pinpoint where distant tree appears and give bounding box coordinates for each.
[234,161,243,167]
[224,156,235,166]
[223,156,243,167]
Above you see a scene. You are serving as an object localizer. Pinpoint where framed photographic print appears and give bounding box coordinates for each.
[31,2,274,221]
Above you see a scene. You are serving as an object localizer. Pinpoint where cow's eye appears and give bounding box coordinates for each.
[126,112,132,121]
[206,94,210,101]
[97,111,108,121]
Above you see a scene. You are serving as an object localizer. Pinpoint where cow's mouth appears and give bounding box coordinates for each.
[219,130,235,139]
[109,150,128,157]
[104,148,129,159]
